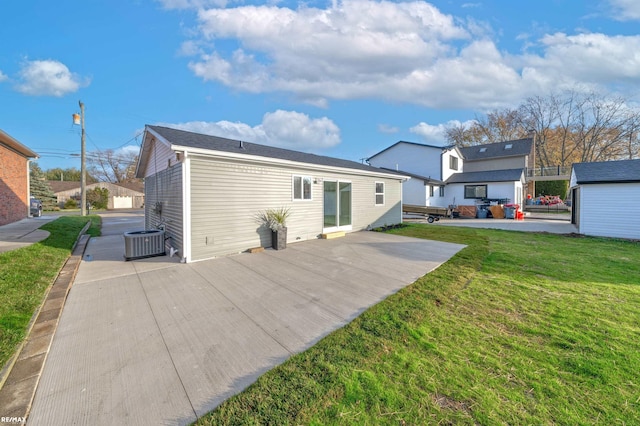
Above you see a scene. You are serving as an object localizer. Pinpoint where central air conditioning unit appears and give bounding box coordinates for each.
[124,230,166,261]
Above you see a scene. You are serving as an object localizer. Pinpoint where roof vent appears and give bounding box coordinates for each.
[504,144,513,150]
[239,140,245,149]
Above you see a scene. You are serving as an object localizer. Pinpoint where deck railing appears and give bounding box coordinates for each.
[526,166,571,178]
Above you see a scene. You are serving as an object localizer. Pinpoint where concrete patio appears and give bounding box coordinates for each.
[27,214,465,425]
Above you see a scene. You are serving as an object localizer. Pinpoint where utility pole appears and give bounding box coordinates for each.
[75,101,87,216]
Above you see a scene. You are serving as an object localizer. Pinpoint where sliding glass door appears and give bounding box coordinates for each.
[323,180,352,232]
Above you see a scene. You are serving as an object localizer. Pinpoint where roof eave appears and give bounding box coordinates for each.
[0,129,38,158]
[172,144,410,181]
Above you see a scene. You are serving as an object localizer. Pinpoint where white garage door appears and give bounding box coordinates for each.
[113,196,133,209]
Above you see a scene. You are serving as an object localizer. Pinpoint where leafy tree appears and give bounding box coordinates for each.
[86,187,109,210]
[29,162,58,210]
[45,167,97,183]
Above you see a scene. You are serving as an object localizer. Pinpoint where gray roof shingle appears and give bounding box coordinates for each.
[380,168,445,185]
[446,168,524,184]
[573,159,640,184]
[148,125,406,177]
[459,138,532,161]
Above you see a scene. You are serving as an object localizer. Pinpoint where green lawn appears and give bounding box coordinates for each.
[196,224,640,425]
[0,216,100,368]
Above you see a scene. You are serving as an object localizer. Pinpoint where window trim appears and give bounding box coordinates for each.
[375,181,385,206]
[292,175,312,201]
[449,156,459,171]
[464,184,487,199]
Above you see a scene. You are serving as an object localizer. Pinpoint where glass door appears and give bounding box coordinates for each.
[323,180,352,232]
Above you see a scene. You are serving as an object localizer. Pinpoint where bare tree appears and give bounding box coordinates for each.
[87,148,139,183]
[445,108,527,147]
[572,92,634,163]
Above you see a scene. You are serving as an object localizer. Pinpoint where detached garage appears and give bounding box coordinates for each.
[570,159,640,239]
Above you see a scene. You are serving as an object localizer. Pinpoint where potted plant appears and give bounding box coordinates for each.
[259,207,291,250]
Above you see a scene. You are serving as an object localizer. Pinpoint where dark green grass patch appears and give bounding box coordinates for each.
[196,224,640,425]
[0,215,100,368]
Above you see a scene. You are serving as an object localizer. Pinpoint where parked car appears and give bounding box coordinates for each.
[30,198,42,217]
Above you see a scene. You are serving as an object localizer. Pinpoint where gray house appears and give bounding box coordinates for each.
[135,125,408,263]
[570,159,640,239]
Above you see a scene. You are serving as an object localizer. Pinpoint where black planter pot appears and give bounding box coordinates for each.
[272,227,287,250]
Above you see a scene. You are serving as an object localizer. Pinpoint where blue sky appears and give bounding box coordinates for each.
[1,0,639,171]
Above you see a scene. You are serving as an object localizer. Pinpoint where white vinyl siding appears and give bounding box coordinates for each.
[368,143,442,180]
[463,156,527,172]
[144,163,184,257]
[577,183,640,239]
[189,156,402,261]
[142,138,176,177]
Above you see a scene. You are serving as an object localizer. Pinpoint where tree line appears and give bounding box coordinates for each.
[29,148,140,210]
[445,90,640,168]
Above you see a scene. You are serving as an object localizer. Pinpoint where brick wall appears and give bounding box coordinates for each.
[0,144,29,225]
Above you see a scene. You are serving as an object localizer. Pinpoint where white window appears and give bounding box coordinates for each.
[449,156,459,171]
[439,186,445,197]
[293,175,312,200]
[429,185,434,197]
[375,182,385,205]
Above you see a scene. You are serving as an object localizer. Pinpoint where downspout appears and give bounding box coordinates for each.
[181,150,191,263]
[26,158,33,217]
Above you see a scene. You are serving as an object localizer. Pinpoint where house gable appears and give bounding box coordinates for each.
[367,140,452,181]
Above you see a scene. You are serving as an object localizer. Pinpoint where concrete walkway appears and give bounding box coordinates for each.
[27,215,465,425]
[0,216,56,253]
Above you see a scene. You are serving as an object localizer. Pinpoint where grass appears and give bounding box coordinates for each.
[0,215,100,369]
[196,224,640,425]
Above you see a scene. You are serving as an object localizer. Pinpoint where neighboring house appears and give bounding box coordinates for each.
[383,169,446,207]
[368,138,532,208]
[445,169,525,207]
[48,181,145,209]
[0,129,38,225]
[570,159,640,239]
[135,125,408,263]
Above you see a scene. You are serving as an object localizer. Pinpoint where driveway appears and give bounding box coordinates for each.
[28,213,465,425]
[0,216,56,253]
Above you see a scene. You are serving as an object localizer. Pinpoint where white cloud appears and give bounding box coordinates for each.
[410,119,476,144]
[377,124,399,134]
[520,33,640,88]
[15,59,89,97]
[608,0,640,20]
[0,70,8,82]
[177,1,640,109]
[158,110,341,151]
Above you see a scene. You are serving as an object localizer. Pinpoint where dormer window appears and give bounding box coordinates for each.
[449,156,459,171]
[505,144,513,150]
